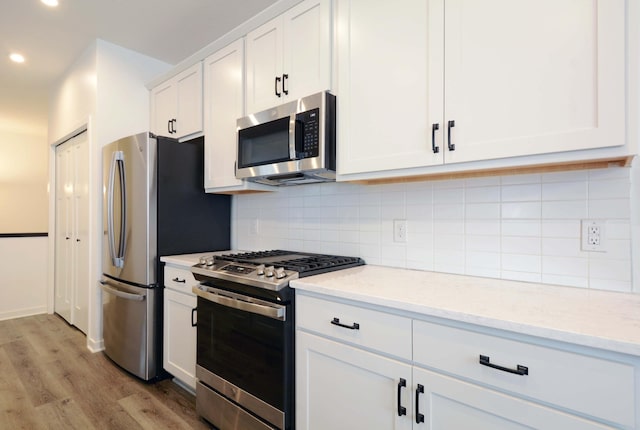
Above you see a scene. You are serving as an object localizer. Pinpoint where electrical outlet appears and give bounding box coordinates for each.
[394,219,407,243]
[581,220,605,252]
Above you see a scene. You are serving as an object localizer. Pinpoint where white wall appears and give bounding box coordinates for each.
[48,39,171,351]
[0,130,48,233]
[0,237,48,320]
[233,166,635,293]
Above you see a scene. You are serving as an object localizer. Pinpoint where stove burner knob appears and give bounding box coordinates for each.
[275,267,286,279]
[205,257,215,266]
[199,256,208,266]
[256,264,266,276]
[264,266,275,278]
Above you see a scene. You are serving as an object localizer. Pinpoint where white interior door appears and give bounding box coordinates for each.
[54,130,89,333]
[55,140,72,323]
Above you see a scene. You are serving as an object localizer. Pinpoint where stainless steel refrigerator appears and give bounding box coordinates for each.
[100,132,230,381]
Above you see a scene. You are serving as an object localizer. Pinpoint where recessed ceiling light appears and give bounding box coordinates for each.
[41,0,59,6]
[9,53,25,63]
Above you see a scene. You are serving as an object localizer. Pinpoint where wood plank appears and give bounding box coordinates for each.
[35,398,96,430]
[3,338,70,407]
[118,391,199,430]
[0,347,47,429]
[0,318,24,346]
[144,380,211,430]
[0,314,211,429]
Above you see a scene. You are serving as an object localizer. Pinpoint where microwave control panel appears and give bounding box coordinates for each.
[296,108,320,159]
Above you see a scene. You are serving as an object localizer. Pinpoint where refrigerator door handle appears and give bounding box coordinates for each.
[99,280,146,302]
[107,152,118,267]
[115,151,127,268]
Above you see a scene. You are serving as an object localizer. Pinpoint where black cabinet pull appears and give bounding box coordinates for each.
[167,118,177,134]
[282,74,289,95]
[76,238,80,242]
[415,383,425,423]
[331,317,359,330]
[191,308,197,327]
[275,76,282,97]
[479,355,528,375]
[397,378,407,416]
[431,123,440,154]
[172,277,186,283]
[447,120,455,151]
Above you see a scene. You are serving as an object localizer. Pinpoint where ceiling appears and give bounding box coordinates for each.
[0,0,277,136]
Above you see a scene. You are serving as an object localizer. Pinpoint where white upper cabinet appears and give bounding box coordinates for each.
[337,0,626,178]
[151,62,203,140]
[246,0,332,114]
[203,39,272,193]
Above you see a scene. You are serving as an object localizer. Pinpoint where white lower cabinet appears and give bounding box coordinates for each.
[296,293,636,429]
[415,367,616,429]
[297,331,412,430]
[163,266,198,391]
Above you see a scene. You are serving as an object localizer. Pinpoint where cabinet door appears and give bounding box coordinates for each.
[163,289,197,390]
[443,0,625,164]
[336,0,444,175]
[151,80,176,137]
[282,0,331,101]
[246,16,283,114]
[296,331,412,430]
[204,40,245,190]
[414,367,616,429]
[175,63,203,139]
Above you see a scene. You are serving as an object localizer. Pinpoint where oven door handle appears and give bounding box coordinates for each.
[192,285,286,321]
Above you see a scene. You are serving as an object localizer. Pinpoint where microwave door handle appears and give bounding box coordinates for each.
[289,114,297,160]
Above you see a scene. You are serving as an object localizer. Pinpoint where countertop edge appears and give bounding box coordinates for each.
[291,278,640,358]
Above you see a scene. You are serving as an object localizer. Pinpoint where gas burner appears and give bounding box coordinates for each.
[192,250,365,292]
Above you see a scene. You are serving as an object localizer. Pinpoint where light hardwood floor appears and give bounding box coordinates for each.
[0,313,214,430]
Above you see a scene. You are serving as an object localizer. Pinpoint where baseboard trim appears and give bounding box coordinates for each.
[0,306,47,322]
[87,337,104,353]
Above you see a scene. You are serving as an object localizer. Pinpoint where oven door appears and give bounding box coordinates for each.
[194,285,291,429]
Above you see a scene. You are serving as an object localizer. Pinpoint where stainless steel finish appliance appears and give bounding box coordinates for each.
[235,91,336,186]
[191,250,365,430]
[101,132,230,381]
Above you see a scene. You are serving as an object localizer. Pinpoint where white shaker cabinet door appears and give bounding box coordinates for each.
[282,0,331,102]
[204,39,245,190]
[296,331,412,430]
[414,366,616,430]
[443,0,625,164]
[336,0,445,175]
[174,63,203,140]
[163,289,197,390]
[246,16,284,114]
[246,0,331,114]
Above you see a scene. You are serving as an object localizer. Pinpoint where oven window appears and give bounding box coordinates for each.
[238,116,291,168]
[197,297,285,410]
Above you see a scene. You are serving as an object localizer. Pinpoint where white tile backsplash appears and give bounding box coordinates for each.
[232,167,634,292]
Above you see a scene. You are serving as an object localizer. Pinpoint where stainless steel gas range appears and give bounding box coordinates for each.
[191,250,365,430]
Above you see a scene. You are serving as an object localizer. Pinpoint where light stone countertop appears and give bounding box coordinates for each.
[290,265,640,357]
[160,250,240,268]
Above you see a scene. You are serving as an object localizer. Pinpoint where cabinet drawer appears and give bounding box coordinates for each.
[413,320,635,427]
[296,294,411,360]
[164,265,197,294]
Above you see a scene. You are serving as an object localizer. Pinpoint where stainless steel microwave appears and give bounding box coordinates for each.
[235,91,336,186]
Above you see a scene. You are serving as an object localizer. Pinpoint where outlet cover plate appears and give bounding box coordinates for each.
[394,219,407,243]
[581,219,605,252]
